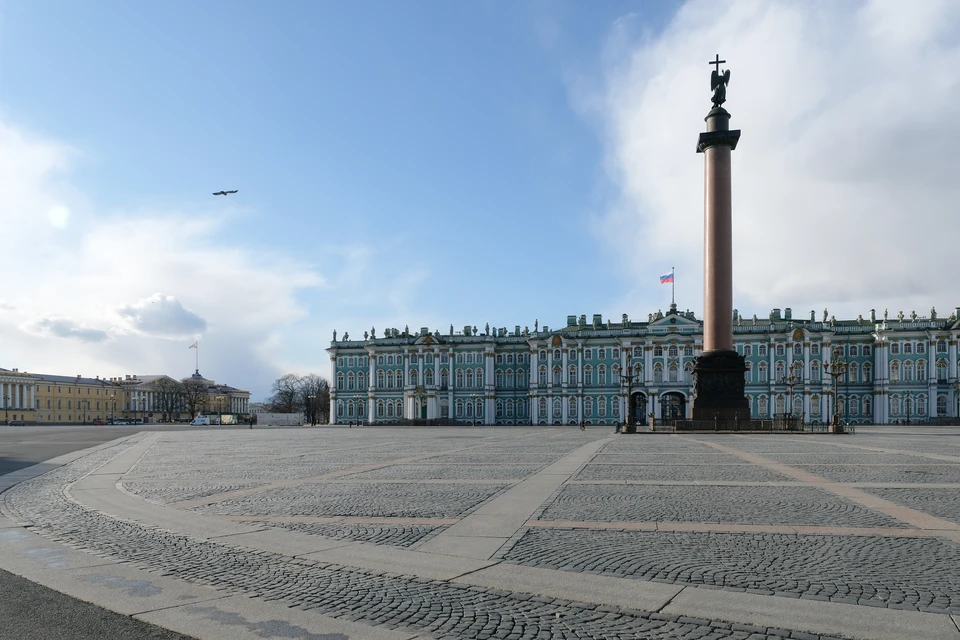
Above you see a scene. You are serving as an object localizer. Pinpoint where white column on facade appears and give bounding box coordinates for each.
[561,348,568,385]
[645,342,654,384]
[547,349,554,385]
[786,339,794,377]
[330,355,338,424]
[433,349,440,390]
[803,391,810,421]
[804,341,811,382]
[949,338,958,380]
[929,338,937,381]
[1,383,5,408]
[768,340,776,390]
[403,351,410,390]
[579,344,585,386]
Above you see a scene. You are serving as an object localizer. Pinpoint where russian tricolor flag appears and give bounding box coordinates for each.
[660,273,674,284]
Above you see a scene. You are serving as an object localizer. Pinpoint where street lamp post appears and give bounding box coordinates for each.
[217,397,222,426]
[139,398,146,424]
[307,395,317,426]
[823,348,849,433]
[469,393,479,426]
[618,353,641,433]
[355,393,364,426]
[780,361,802,427]
[3,394,8,425]
[954,382,960,424]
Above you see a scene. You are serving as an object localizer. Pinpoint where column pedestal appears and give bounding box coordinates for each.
[692,350,749,421]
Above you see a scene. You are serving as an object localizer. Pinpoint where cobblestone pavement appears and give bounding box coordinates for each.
[6,427,960,639]
[538,484,910,527]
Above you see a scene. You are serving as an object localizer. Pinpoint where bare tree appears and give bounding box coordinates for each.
[153,377,186,422]
[183,379,209,418]
[298,374,330,425]
[268,373,301,413]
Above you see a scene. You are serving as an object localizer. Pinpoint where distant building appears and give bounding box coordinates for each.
[327,305,960,426]
[0,368,250,425]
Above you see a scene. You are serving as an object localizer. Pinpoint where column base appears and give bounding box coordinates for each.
[692,350,750,422]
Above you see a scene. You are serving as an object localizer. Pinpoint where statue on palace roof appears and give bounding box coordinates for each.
[910,310,917,322]
[343,332,349,340]
[363,331,368,340]
[822,308,828,322]
[332,329,337,341]
[371,326,376,338]
[898,311,904,323]
[931,307,937,320]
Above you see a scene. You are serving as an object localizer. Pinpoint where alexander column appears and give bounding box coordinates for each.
[692,55,749,423]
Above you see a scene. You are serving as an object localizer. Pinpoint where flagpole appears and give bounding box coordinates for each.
[196,341,199,373]
[671,266,675,306]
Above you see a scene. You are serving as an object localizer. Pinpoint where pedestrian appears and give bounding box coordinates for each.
[249,416,254,430]
[579,419,585,431]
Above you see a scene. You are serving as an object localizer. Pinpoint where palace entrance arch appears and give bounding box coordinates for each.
[661,392,686,420]
[630,392,647,426]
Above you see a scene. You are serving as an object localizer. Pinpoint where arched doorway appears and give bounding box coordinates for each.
[630,392,647,426]
[661,392,686,420]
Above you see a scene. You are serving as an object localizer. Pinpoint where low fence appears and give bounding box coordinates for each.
[655,416,804,432]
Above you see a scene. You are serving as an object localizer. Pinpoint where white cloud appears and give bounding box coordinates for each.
[26,318,108,343]
[116,294,207,339]
[594,0,960,320]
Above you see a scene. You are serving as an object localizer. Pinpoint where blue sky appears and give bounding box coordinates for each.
[2,1,958,400]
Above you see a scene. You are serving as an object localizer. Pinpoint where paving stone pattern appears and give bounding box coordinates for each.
[575,464,793,483]
[538,484,911,527]
[762,453,935,465]
[504,528,960,614]
[795,464,960,484]
[191,482,512,519]
[121,481,272,505]
[341,464,545,480]
[257,521,446,548]
[865,487,960,523]
[1,441,823,640]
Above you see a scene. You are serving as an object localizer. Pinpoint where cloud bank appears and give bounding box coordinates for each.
[596,0,960,319]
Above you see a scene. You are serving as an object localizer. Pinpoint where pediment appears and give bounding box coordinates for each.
[647,312,701,330]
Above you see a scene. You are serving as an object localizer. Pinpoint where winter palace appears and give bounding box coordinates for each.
[327,304,960,426]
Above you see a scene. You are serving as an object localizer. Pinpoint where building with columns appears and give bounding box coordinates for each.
[0,369,38,424]
[1,369,250,425]
[327,304,960,426]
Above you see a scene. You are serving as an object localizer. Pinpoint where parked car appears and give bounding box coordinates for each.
[92,419,105,425]
[191,416,211,426]
[8,420,25,426]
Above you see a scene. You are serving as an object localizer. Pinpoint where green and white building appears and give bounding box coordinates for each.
[328,304,960,426]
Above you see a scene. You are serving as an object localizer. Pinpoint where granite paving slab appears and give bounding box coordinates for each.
[575,464,793,483]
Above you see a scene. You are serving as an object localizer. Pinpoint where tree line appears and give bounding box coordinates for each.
[265,373,331,425]
[143,378,212,422]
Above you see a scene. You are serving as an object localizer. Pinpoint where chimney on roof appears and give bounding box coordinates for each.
[125,375,130,380]
[77,374,81,380]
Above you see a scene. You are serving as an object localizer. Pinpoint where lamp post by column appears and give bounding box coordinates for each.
[469,393,479,426]
[780,361,802,428]
[618,354,641,433]
[904,390,912,426]
[823,348,849,433]
[216,397,222,426]
[307,395,316,426]
[4,394,8,425]
[139,398,146,424]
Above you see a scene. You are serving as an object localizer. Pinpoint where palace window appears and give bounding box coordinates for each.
[496,399,503,418]
[496,354,503,365]
[917,361,927,382]
[937,360,949,382]
[918,395,927,416]
[539,397,547,417]
[584,365,593,386]
[388,355,395,365]
[377,355,384,365]
[938,395,948,416]
[849,397,859,416]
[862,345,871,357]
[506,353,514,364]
[441,369,449,388]
[744,344,752,357]
[552,366,562,383]
[653,346,663,357]
[456,370,464,387]
[917,342,926,354]
[849,364,859,383]
[633,347,642,358]
[793,395,803,416]
[668,345,678,358]
[585,348,593,360]
[539,350,547,361]
[584,397,593,418]
[775,361,785,379]
[862,363,872,382]
[466,370,474,388]
[347,373,355,390]
[890,396,901,416]
[598,365,607,385]
[598,348,606,360]
[505,369,515,388]
[517,353,524,364]
[758,344,768,357]
[507,400,515,417]
[553,349,561,361]
[863,396,872,416]
[600,396,609,417]
[377,401,385,417]
[744,362,752,383]
[811,395,821,416]
[424,370,433,386]
[889,362,900,382]
[776,344,785,357]
[441,353,449,364]
[539,366,547,385]
[758,362,769,383]
[758,396,768,415]
[811,343,820,356]
[891,343,900,355]
[553,398,562,419]
[456,399,464,418]
[634,362,643,377]
[337,373,344,390]
[903,362,914,382]
[337,401,344,417]
[793,343,803,357]
[653,363,663,383]
[517,370,525,387]
[569,397,577,418]
[684,345,693,357]
[568,365,577,383]
[668,363,678,383]
[409,370,418,386]
[456,353,464,364]
[612,348,620,360]
[466,353,474,364]
[496,370,503,387]
[937,340,947,353]
[775,395,785,414]
[904,343,913,355]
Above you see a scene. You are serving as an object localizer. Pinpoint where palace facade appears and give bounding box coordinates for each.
[327,305,960,426]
